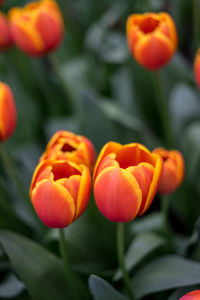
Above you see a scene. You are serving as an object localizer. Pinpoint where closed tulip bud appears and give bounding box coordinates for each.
[0,82,17,141]
[194,49,200,89]
[40,130,96,171]
[153,148,184,194]
[93,142,163,222]
[126,12,177,70]
[30,159,91,228]
[0,13,12,50]
[9,0,64,56]
[180,290,200,300]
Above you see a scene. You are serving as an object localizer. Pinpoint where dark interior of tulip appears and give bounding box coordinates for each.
[61,143,76,153]
[51,162,80,181]
[136,16,160,34]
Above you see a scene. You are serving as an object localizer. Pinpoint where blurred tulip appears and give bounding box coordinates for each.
[0,12,12,50]
[153,148,184,194]
[0,0,4,6]
[30,159,91,228]
[0,82,17,141]
[180,290,200,300]
[194,49,200,89]
[40,130,96,171]
[9,0,64,56]
[93,142,163,222]
[126,12,177,70]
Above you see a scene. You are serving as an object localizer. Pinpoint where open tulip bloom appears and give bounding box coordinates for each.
[93,142,163,222]
[180,290,200,300]
[30,159,91,228]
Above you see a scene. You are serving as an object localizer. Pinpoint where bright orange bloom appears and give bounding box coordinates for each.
[9,0,64,56]
[0,13,12,50]
[0,82,17,141]
[40,130,96,171]
[126,12,177,70]
[194,49,200,89]
[30,159,91,228]
[93,142,163,222]
[153,148,184,194]
[180,290,200,300]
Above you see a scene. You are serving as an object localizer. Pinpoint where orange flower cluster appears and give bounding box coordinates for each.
[30,131,96,228]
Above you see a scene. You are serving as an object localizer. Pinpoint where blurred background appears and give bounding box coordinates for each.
[1,0,200,299]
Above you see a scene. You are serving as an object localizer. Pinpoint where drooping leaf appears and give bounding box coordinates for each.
[114,232,165,281]
[89,275,128,300]
[0,273,24,298]
[132,255,200,299]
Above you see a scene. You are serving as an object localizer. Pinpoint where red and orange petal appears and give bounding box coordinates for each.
[9,0,64,56]
[0,83,17,141]
[180,290,200,300]
[194,49,200,90]
[126,12,177,70]
[94,167,142,222]
[32,180,76,228]
[0,13,12,50]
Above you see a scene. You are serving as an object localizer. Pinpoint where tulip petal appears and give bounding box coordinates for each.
[32,180,75,228]
[94,167,142,222]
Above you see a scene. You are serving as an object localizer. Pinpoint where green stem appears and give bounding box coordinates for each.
[117,223,135,300]
[161,195,170,234]
[0,145,30,208]
[153,71,174,148]
[59,228,78,300]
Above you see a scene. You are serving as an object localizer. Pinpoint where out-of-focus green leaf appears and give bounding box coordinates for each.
[0,230,88,300]
[169,84,200,138]
[182,122,200,179]
[114,232,165,281]
[0,273,24,298]
[89,275,128,300]
[44,117,80,140]
[131,212,164,234]
[132,255,200,299]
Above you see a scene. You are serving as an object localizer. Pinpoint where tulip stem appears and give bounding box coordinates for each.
[193,0,200,51]
[153,71,174,148]
[59,228,78,300]
[117,223,135,300]
[161,195,170,234]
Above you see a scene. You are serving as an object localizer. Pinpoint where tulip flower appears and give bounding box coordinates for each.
[93,142,163,222]
[153,148,184,194]
[0,0,4,6]
[30,159,91,228]
[0,13,12,50]
[126,12,177,70]
[194,49,200,90]
[9,0,64,56]
[40,130,96,171]
[180,290,200,300]
[0,82,17,141]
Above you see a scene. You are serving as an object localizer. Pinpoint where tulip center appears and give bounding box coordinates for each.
[61,143,76,153]
[51,163,80,181]
[137,16,160,34]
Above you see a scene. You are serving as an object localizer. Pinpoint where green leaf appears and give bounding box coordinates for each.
[132,255,200,299]
[0,230,84,300]
[130,212,164,234]
[88,275,128,300]
[114,232,165,281]
[0,273,24,298]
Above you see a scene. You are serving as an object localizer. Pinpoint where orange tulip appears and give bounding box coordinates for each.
[40,130,96,171]
[93,142,163,222]
[126,12,177,70]
[194,49,200,90]
[30,159,91,228]
[0,82,17,141]
[0,13,12,50]
[9,0,64,56]
[153,148,184,194]
[180,290,200,300]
